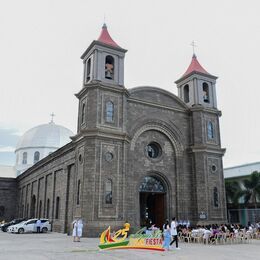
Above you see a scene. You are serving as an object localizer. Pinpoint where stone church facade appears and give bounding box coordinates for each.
[1,24,227,236]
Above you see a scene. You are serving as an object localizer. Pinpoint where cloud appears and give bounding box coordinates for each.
[0,128,21,147]
[0,128,20,165]
[0,146,15,152]
[0,152,15,166]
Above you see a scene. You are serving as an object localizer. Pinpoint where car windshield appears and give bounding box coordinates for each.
[26,220,37,224]
[17,221,26,225]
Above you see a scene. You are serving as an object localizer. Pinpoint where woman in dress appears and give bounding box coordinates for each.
[72,219,78,242]
[77,219,84,242]
[163,219,171,251]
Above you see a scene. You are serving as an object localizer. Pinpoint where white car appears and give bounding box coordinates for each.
[7,220,25,233]
[7,219,51,234]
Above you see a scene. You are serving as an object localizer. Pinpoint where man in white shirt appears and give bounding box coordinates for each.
[170,217,180,249]
[36,219,41,233]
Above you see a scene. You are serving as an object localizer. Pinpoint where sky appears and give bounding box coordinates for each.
[0,0,260,167]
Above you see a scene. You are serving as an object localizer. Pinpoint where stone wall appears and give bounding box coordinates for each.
[0,177,17,222]
[6,83,227,237]
[17,143,76,234]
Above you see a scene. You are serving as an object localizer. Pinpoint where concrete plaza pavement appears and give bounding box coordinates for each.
[0,231,260,260]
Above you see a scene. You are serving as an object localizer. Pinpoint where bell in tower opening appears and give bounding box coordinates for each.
[203,82,209,103]
[105,55,114,79]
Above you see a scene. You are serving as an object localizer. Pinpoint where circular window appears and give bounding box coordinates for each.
[146,142,161,159]
[105,152,113,162]
[211,164,217,172]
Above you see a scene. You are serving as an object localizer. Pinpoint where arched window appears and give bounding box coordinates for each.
[34,151,40,164]
[207,121,214,139]
[39,200,42,218]
[30,195,36,218]
[77,180,81,205]
[105,179,112,204]
[46,199,50,219]
[105,55,114,79]
[106,101,114,122]
[26,203,29,218]
[203,82,209,103]
[22,152,27,164]
[81,103,85,124]
[55,197,60,219]
[184,84,189,103]
[21,204,24,218]
[214,187,219,207]
[0,206,5,217]
[86,58,91,82]
[139,176,166,193]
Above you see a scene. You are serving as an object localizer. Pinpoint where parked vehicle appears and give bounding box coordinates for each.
[1,218,26,232]
[7,219,51,234]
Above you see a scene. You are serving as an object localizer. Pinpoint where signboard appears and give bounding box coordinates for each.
[98,223,164,251]
[199,212,207,220]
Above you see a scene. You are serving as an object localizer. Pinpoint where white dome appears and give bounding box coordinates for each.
[16,122,73,151]
[15,122,74,176]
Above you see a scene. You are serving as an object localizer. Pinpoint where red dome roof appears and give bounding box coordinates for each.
[97,23,120,48]
[182,54,210,77]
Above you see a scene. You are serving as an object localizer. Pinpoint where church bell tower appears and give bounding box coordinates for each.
[175,53,227,225]
[75,24,128,133]
[73,25,129,236]
[175,54,218,108]
[80,23,127,87]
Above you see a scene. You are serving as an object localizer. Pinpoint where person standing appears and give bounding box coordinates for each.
[77,219,84,242]
[170,217,180,249]
[36,219,41,233]
[162,219,171,251]
[72,219,78,242]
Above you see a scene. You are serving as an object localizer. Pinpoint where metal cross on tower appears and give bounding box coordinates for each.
[50,112,55,123]
[191,40,197,55]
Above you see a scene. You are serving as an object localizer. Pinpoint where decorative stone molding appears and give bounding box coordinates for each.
[130,121,184,156]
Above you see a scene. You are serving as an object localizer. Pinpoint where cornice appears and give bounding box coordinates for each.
[81,40,127,60]
[72,128,131,143]
[0,177,17,182]
[75,82,130,99]
[128,97,188,114]
[188,145,226,155]
[189,105,222,116]
[175,71,218,84]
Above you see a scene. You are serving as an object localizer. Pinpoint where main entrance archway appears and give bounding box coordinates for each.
[139,176,166,229]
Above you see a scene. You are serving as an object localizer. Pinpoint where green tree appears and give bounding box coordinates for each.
[225,180,243,206]
[241,171,260,209]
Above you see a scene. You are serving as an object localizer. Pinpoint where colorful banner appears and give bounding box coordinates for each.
[99,224,164,251]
